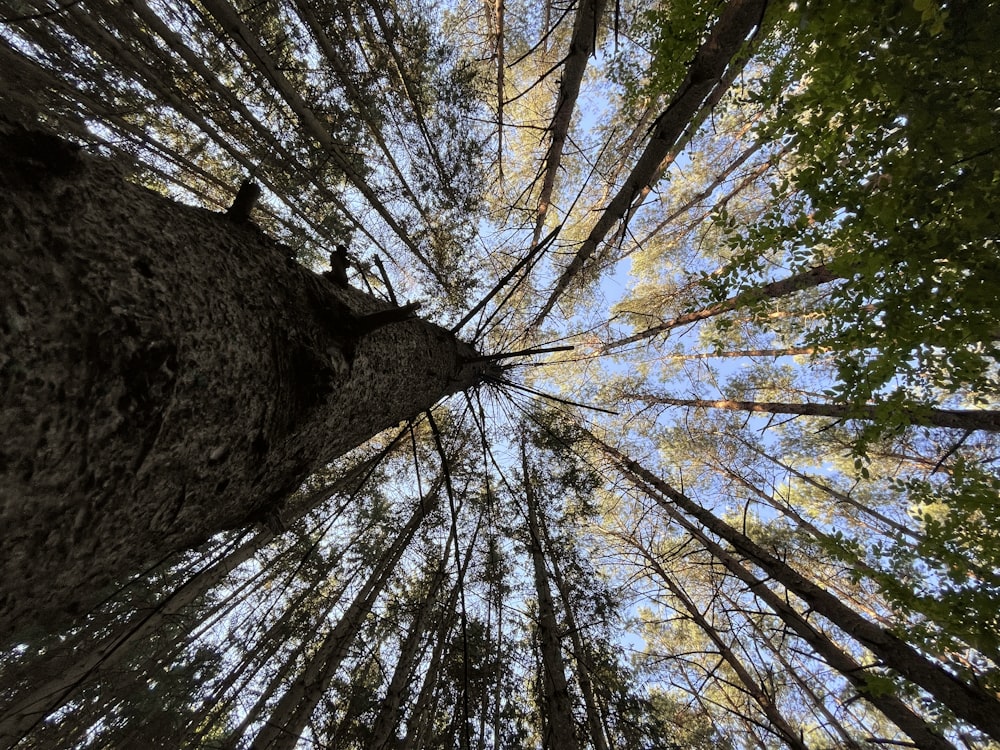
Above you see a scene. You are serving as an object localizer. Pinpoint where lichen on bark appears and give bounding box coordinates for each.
[0,120,492,642]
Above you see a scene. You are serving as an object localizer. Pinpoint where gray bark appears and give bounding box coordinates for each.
[0,120,492,642]
[523,452,580,750]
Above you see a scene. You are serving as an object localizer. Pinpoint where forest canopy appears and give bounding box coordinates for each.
[1,0,999,748]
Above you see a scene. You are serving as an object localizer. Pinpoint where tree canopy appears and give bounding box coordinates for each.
[2,0,999,748]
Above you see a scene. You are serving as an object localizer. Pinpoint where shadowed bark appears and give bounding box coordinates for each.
[0,121,493,643]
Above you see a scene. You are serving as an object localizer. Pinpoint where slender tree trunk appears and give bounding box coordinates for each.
[662,345,823,361]
[590,433,998,742]
[632,136,769,247]
[640,394,1000,433]
[400,581,462,750]
[611,473,953,748]
[603,264,840,351]
[208,529,370,745]
[0,122,491,641]
[189,582,322,744]
[531,0,769,329]
[530,0,607,247]
[541,521,610,750]
[523,451,580,750]
[369,555,451,750]
[222,552,364,746]
[364,0,453,194]
[666,499,954,749]
[197,0,446,288]
[494,0,505,185]
[491,578,504,750]
[249,497,431,750]
[630,542,810,750]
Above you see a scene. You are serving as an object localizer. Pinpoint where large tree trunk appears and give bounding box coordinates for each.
[0,122,492,642]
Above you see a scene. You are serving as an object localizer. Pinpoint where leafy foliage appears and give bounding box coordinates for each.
[719,0,1000,411]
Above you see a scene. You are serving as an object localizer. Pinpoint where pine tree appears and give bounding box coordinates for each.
[2,0,999,747]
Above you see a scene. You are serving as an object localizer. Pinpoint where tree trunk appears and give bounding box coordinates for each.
[640,394,1000,433]
[0,121,492,642]
[609,462,954,748]
[531,0,769,329]
[369,559,449,750]
[660,496,955,750]
[743,596,866,749]
[400,584,461,750]
[523,451,580,750]
[531,0,607,247]
[590,434,1000,742]
[249,497,430,750]
[542,520,610,750]
[662,345,823,361]
[603,265,840,351]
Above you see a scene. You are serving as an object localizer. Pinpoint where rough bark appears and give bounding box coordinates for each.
[0,121,492,642]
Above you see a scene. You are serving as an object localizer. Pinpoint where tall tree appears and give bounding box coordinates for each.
[522,446,580,750]
[0,119,494,640]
